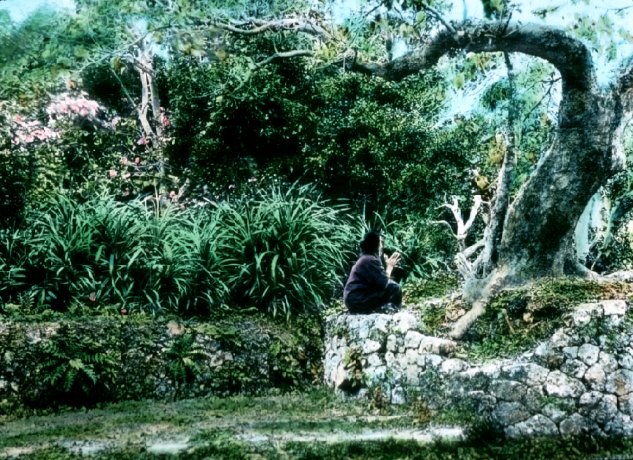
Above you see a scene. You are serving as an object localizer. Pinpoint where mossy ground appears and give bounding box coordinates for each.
[404,277,633,360]
[2,388,633,459]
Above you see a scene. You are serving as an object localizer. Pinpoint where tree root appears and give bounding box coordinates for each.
[448,298,488,340]
[448,267,509,340]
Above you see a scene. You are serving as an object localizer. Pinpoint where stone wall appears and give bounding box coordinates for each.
[0,316,320,412]
[324,300,633,438]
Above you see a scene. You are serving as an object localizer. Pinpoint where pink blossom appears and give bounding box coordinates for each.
[228,184,236,190]
[137,136,148,145]
[109,169,117,179]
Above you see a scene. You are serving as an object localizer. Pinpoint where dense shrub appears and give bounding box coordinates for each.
[0,186,354,318]
[218,184,356,317]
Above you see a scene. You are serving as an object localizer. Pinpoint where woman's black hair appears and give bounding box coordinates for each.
[360,230,382,255]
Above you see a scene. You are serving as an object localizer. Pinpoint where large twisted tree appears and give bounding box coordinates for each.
[339,8,633,336]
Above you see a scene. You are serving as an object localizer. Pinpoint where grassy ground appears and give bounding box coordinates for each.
[2,387,633,459]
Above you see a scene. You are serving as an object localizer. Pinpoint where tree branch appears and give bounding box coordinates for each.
[256,50,313,68]
[478,53,518,275]
[347,20,595,91]
[212,17,330,40]
[420,3,456,34]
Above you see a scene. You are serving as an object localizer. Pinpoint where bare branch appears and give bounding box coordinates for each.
[442,195,483,279]
[605,5,633,14]
[463,240,485,259]
[445,195,482,247]
[256,50,313,67]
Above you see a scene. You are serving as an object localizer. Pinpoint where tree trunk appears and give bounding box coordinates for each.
[496,91,623,280]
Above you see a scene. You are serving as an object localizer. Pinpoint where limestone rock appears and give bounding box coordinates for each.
[544,371,585,398]
[562,347,579,360]
[386,334,398,353]
[578,344,600,366]
[366,365,387,383]
[524,387,545,413]
[489,380,527,402]
[559,414,591,436]
[391,386,406,405]
[405,348,418,365]
[367,353,383,368]
[418,336,456,356]
[606,369,633,396]
[466,390,497,413]
[542,403,569,423]
[405,365,420,384]
[598,351,618,374]
[392,312,420,334]
[501,363,549,386]
[619,353,633,370]
[579,391,603,417]
[534,340,565,368]
[583,364,606,391]
[550,330,573,349]
[506,414,558,438]
[602,300,627,317]
[619,393,633,417]
[404,330,424,349]
[571,303,602,327]
[440,359,468,375]
[594,394,619,425]
[604,413,633,436]
[363,340,382,354]
[423,354,443,368]
[493,401,530,425]
[560,359,587,379]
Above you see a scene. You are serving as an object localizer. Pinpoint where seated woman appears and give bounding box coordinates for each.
[343,230,402,314]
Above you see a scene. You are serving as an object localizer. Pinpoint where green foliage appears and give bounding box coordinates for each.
[37,324,118,407]
[307,72,470,217]
[2,193,228,314]
[267,313,325,388]
[403,274,460,303]
[1,185,352,318]
[165,331,206,397]
[164,50,317,193]
[0,8,92,107]
[0,230,27,306]
[218,183,355,317]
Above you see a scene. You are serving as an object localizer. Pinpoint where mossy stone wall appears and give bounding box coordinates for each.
[0,316,321,413]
